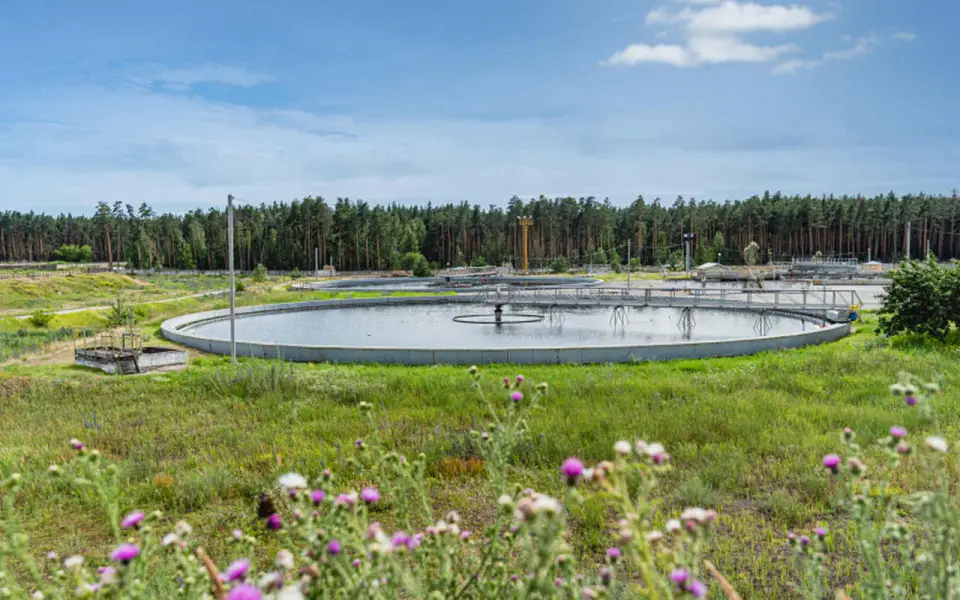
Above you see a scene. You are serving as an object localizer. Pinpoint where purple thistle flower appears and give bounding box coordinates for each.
[224,559,250,582]
[361,487,380,504]
[232,529,243,540]
[606,547,621,560]
[822,454,841,473]
[391,532,412,548]
[355,439,365,450]
[799,535,811,546]
[555,577,565,587]
[503,377,511,389]
[70,439,85,451]
[516,375,525,385]
[227,584,262,600]
[890,426,907,439]
[561,457,584,484]
[352,559,361,568]
[328,539,342,556]
[815,527,827,538]
[121,511,145,529]
[669,569,689,585]
[511,391,523,402]
[652,452,670,465]
[311,490,325,505]
[688,580,707,598]
[265,514,283,530]
[110,543,140,564]
[905,395,918,406]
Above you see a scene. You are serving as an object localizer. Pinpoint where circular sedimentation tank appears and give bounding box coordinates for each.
[162,292,851,365]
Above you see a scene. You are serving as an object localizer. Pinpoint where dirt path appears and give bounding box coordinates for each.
[11,289,229,319]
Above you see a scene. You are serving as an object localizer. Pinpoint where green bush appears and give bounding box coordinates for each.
[550,258,569,274]
[401,252,431,277]
[234,280,247,293]
[878,257,956,339]
[252,263,268,283]
[27,309,55,328]
[290,267,302,279]
[51,244,93,263]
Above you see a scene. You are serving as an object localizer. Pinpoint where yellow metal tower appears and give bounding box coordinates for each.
[518,216,533,274]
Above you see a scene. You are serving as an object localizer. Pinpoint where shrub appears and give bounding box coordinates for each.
[743,241,760,266]
[290,267,301,279]
[251,263,269,283]
[401,252,431,277]
[629,257,641,272]
[550,258,569,274]
[104,298,136,328]
[27,309,55,328]
[878,256,953,339]
[51,244,94,263]
[234,280,247,293]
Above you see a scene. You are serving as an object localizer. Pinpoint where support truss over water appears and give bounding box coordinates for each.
[473,286,862,322]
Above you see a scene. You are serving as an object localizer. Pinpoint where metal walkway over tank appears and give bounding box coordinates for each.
[470,286,862,322]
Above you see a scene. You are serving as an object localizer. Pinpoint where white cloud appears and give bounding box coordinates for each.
[612,0,824,69]
[892,31,917,41]
[773,35,880,74]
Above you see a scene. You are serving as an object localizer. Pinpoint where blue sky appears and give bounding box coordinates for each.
[0,0,956,214]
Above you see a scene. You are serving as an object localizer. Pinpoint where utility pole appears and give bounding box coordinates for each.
[867,246,871,263]
[682,233,694,273]
[227,194,236,363]
[517,216,533,275]
[314,247,319,277]
[626,238,631,289]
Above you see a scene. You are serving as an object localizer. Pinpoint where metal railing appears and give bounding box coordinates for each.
[473,286,862,312]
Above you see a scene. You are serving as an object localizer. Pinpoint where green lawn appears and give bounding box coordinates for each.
[1,312,958,597]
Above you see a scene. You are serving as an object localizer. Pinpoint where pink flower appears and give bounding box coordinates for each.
[121,511,145,529]
[361,487,380,504]
[822,454,841,473]
[224,559,250,582]
[328,540,342,555]
[889,426,907,439]
[265,514,282,530]
[110,543,140,563]
[511,391,523,402]
[311,490,325,505]
[561,457,584,483]
[227,584,261,600]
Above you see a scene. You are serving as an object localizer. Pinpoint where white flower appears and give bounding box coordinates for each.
[497,494,513,506]
[614,441,631,456]
[259,572,283,590]
[681,507,708,523]
[582,468,595,482]
[646,530,664,543]
[63,555,84,570]
[275,549,295,570]
[926,436,948,452]
[277,586,306,600]
[277,473,308,491]
[634,440,648,456]
[174,521,193,537]
[665,519,681,533]
[31,591,44,600]
[161,533,180,547]
[532,495,561,515]
[644,442,665,457]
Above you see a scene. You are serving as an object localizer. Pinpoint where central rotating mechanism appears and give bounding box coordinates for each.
[453,304,545,325]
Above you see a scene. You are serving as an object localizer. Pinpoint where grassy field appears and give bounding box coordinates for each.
[1,308,959,597]
[0,273,231,314]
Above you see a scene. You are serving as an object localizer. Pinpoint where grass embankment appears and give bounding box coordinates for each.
[1,315,959,597]
[0,273,229,314]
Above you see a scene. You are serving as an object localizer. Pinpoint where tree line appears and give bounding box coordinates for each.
[1,191,959,271]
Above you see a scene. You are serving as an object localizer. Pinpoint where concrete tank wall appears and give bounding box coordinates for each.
[161,297,850,365]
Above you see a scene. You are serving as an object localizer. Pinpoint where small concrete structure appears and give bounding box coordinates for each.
[75,346,188,374]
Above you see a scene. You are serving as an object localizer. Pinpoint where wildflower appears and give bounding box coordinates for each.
[889,383,906,396]
[275,549,294,570]
[842,428,855,441]
[614,441,631,457]
[265,514,283,530]
[905,394,918,406]
[227,584,262,600]
[511,391,523,402]
[555,577,565,587]
[352,559,362,568]
[361,487,380,504]
[561,457,584,484]
[232,529,244,540]
[175,521,192,537]
[666,519,682,534]
[327,540,342,556]
[47,465,60,475]
[688,580,707,598]
[391,532,412,549]
[822,454,841,473]
[681,507,708,522]
[276,587,305,600]
[599,567,612,586]
[606,547,621,562]
[121,511,145,529]
[110,543,140,564]
[646,530,664,544]
[311,490,325,505]
[926,436,948,452]
[468,365,478,375]
[652,452,670,465]
[644,442,665,457]
[355,439,366,450]
[532,495,561,515]
[278,473,308,494]
[536,382,548,392]
[889,426,907,439]
[99,566,117,585]
[258,572,283,591]
[848,457,867,476]
[460,531,472,540]
[670,569,689,585]
[69,439,85,451]
[503,377,511,389]
[815,527,827,538]
[516,375,525,385]
[46,552,58,561]
[335,492,358,506]
[63,556,84,570]
[161,533,180,547]
[224,559,250,582]
[923,382,941,394]
[799,535,811,546]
